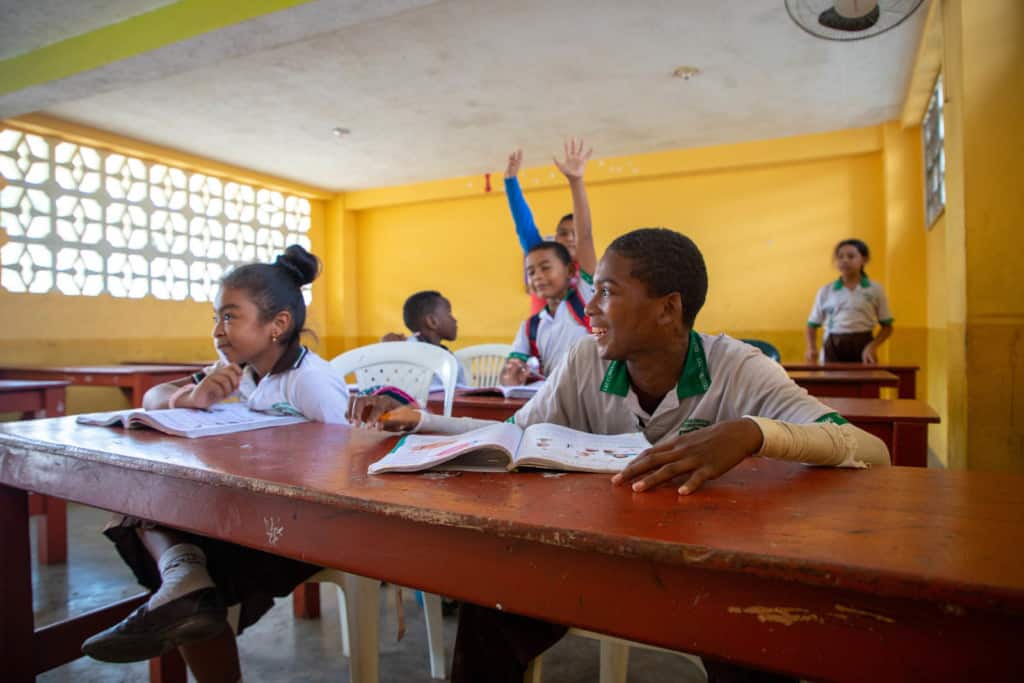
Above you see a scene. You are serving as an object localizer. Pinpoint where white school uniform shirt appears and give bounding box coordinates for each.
[203,346,349,424]
[405,334,468,388]
[510,274,596,376]
[513,332,844,447]
[807,276,894,338]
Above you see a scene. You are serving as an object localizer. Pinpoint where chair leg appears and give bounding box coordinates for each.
[599,640,630,683]
[334,584,351,657]
[524,655,544,683]
[344,573,381,683]
[422,593,446,679]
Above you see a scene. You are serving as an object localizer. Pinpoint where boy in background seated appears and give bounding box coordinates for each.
[382,290,467,387]
[363,228,890,683]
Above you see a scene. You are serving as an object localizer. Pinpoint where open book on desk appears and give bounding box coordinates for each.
[76,403,308,438]
[458,382,544,399]
[369,421,650,474]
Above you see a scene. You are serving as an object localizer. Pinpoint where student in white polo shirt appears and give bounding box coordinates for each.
[805,239,894,363]
[365,228,890,683]
[499,240,596,384]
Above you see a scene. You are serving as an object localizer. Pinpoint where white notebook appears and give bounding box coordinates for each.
[369,422,650,474]
[76,403,308,438]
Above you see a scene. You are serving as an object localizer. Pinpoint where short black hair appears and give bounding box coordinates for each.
[526,240,572,266]
[221,244,320,346]
[403,290,446,332]
[558,213,574,226]
[835,238,870,276]
[607,228,708,328]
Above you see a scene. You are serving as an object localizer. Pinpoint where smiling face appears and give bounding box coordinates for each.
[584,250,684,361]
[525,247,573,301]
[212,286,288,367]
[834,244,866,277]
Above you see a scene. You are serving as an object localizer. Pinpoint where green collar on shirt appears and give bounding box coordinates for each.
[600,330,711,400]
[832,275,871,290]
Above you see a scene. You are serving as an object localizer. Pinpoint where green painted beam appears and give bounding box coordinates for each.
[0,0,317,97]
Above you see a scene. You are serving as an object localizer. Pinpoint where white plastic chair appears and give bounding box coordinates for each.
[332,341,460,416]
[454,343,514,387]
[525,629,707,683]
[299,342,459,682]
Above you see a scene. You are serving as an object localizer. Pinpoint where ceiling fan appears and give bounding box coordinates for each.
[784,0,927,41]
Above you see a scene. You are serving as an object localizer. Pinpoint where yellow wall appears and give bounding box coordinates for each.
[343,126,933,374]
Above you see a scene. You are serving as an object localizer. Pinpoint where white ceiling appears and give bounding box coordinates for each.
[4,0,928,190]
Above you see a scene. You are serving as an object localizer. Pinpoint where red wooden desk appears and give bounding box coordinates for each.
[0,365,200,408]
[2,419,1022,682]
[819,397,940,468]
[788,370,899,398]
[784,363,919,399]
[0,381,70,565]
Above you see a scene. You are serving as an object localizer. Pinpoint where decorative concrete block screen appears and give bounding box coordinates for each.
[0,128,312,302]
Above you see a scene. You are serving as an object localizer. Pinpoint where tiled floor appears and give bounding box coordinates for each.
[33,504,708,682]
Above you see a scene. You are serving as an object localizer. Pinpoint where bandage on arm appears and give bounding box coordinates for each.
[744,417,891,468]
[412,411,500,435]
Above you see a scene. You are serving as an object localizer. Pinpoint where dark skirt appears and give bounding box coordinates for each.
[104,516,320,635]
[824,331,874,363]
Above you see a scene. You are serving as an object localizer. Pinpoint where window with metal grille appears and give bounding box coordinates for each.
[922,74,946,228]
[0,128,312,302]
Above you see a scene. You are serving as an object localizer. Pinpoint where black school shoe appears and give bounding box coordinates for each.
[81,587,227,662]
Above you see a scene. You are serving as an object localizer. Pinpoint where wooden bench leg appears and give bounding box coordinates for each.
[1,484,34,683]
[149,650,187,683]
[293,582,321,619]
[36,495,68,565]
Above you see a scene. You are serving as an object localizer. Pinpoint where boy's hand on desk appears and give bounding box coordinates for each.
[348,395,404,428]
[505,149,522,178]
[612,419,764,496]
[861,344,878,364]
[499,358,529,386]
[553,137,593,181]
[378,407,421,432]
[186,363,242,409]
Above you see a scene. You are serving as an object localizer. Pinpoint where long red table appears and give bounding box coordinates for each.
[783,363,919,399]
[0,365,201,408]
[0,380,71,565]
[2,419,1021,682]
[787,370,900,398]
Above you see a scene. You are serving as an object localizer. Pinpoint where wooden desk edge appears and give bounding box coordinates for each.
[1,429,1020,617]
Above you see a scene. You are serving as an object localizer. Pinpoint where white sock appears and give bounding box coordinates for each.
[148,543,216,609]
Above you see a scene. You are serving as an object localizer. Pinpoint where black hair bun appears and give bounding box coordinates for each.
[275,244,320,286]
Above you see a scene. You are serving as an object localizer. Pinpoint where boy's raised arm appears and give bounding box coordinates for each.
[504,149,543,253]
[554,137,596,277]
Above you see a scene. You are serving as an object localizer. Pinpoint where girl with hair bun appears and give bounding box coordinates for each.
[83,245,348,680]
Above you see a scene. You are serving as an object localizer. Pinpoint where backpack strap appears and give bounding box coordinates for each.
[565,288,592,333]
[527,312,542,361]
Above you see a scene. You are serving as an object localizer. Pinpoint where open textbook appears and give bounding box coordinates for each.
[76,403,308,438]
[369,421,650,474]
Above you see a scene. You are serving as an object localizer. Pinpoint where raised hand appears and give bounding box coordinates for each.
[553,137,593,180]
[505,149,523,179]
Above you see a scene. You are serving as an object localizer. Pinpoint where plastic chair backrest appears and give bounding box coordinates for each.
[330,342,459,416]
[739,338,781,362]
[453,344,514,387]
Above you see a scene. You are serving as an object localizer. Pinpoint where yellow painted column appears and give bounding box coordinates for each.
[324,196,360,357]
[941,0,1024,471]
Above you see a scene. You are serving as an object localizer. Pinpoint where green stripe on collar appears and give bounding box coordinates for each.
[599,330,712,399]
[677,330,711,399]
[832,275,872,290]
[815,412,850,425]
[508,352,530,363]
[578,269,593,285]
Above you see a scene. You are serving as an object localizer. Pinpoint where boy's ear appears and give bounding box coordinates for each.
[422,313,438,331]
[659,292,684,329]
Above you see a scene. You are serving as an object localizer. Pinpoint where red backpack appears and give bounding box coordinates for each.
[527,287,591,362]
